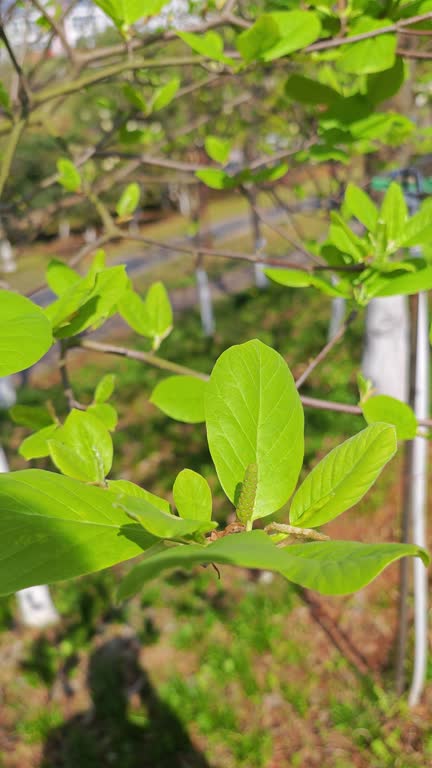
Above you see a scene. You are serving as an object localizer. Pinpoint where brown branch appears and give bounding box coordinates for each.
[295,310,358,390]
[59,340,81,411]
[305,12,432,53]
[396,48,432,59]
[30,0,77,64]
[73,339,432,431]
[79,340,209,380]
[0,24,31,114]
[300,590,379,680]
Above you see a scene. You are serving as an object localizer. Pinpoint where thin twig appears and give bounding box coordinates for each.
[79,340,209,380]
[0,24,31,113]
[74,339,432,429]
[59,340,81,411]
[295,310,357,390]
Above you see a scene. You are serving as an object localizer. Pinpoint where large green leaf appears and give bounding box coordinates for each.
[176,31,232,64]
[205,340,304,520]
[345,183,378,233]
[204,136,232,165]
[290,423,397,528]
[361,395,417,440]
[263,12,321,61]
[371,263,432,297]
[398,202,432,248]
[0,291,52,376]
[265,268,349,297]
[285,75,339,106]
[337,18,397,75]
[46,259,80,296]
[118,282,172,349]
[380,182,408,252]
[118,529,428,599]
[46,266,129,338]
[150,375,206,423]
[236,15,280,63]
[115,494,216,539]
[0,469,156,595]
[108,479,171,514]
[173,469,212,521]
[366,57,405,105]
[48,409,113,483]
[94,0,167,27]
[19,424,58,460]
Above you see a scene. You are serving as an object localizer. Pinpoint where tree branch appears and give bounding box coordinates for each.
[295,310,358,390]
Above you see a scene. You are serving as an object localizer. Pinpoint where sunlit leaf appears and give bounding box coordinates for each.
[290,424,397,528]
[173,469,212,521]
[118,529,428,599]
[205,340,304,520]
[361,395,417,440]
[150,375,206,423]
[0,469,156,594]
[0,291,52,376]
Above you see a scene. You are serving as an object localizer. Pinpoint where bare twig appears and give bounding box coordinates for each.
[79,339,209,380]
[295,310,357,390]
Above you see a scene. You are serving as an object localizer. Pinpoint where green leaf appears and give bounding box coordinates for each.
[87,403,118,432]
[177,31,228,62]
[151,78,180,112]
[285,74,339,105]
[371,263,432,297]
[345,183,378,233]
[380,182,408,251]
[94,0,167,27]
[49,266,129,338]
[19,424,59,460]
[173,469,212,522]
[119,282,172,349]
[195,169,235,190]
[0,469,156,594]
[290,423,397,528]
[108,479,171,514]
[262,11,321,61]
[116,182,141,219]
[329,213,367,262]
[46,259,80,296]
[265,268,349,297]
[236,15,280,63]
[48,409,113,483]
[0,291,52,376]
[399,202,432,248]
[56,158,81,192]
[150,375,206,423]
[118,529,428,599]
[337,18,397,75]
[361,395,418,440]
[10,404,53,430]
[114,494,216,539]
[94,374,116,404]
[143,282,173,348]
[366,57,405,105]
[205,340,304,520]
[123,83,147,111]
[204,136,232,165]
